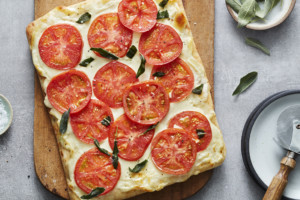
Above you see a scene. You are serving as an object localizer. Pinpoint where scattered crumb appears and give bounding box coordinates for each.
[194,22,197,25]
[28,175,30,179]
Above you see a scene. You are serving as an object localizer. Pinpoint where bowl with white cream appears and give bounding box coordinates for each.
[0,94,13,135]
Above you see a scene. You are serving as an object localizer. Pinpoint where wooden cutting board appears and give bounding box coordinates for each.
[33,0,215,199]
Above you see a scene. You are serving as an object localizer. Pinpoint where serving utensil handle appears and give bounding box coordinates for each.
[263,152,296,200]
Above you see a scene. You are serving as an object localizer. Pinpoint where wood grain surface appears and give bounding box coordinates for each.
[33,0,215,199]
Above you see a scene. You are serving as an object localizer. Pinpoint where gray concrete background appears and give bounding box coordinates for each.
[0,0,299,199]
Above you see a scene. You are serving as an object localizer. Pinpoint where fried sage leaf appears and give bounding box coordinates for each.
[192,84,204,95]
[101,116,111,127]
[79,57,94,67]
[141,123,159,136]
[232,71,258,96]
[237,0,256,28]
[60,108,70,134]
[159,0,169,8]
[76,12,91,24]
[129,160,148,173]
[136,54,146,78]
[112,128,119,169]
[94,139,111,156]
[81,187,105,199]
[157,10,169,19]
[90,48,119,60]
[196,129,206,139]
[126,45,137,58]
[245,37,270,55]
[152,71,165,77]
[226,0,241,13]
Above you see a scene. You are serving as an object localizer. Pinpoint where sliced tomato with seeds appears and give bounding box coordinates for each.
[47,70,92,114]
[108,114,154,161]
[74,148,121,196]
[168,111,212,152]
[93,61,138,108]
[39,24,83,70]
[123,80,170,125]
[70,99,113,144]
[151,58,194,102]
[139,23,183,65]
[118,0,158,33]
[88,13,133,58]
[151,128,196,175]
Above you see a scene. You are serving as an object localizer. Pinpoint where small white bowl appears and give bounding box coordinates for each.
[226,0,296,30]
[0,94,13,135]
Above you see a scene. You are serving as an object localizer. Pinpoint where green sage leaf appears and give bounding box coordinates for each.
[157,10,169,19]
[112,128,119,169]
[226,0,241,13]
[232,71,258,96]
[90,48,119,60]
[159,0,169,8]
[245,37,270,55]
[94,139,111,157]
[196,129,206,139]
[126,45,137,59]
[136,54,146,78]
[81,187,105,199]
[76,12,91,24]
[129,160,148,173]
[141,123,159,136]
[192,84,204,95]
[257,0,281,18]
[60,108,70,134]
[152,71,165,77]
[237,0,256,28]
[101,116,111,127]
[79,57,94,67]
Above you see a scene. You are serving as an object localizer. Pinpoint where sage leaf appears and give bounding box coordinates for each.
[141,123,159,136]
[76,12,91,24]
[101,116,111,127]
[157,10,169,19]
[152,71,165,77]
[258,0,281,18]
[232,71,258,96]
[237,0,256,28]
[90,48,119,60]
[129,160,148,173]
[196,129,206,139]
[159,0,169,8]
[245,37,270,55]
[192,84,204,95]
[60,108,70,134]
[126,45,137,58]
[79,57,94,67]
[94,139,111,157]
[81,187,105,199]
[136,54,146,78]
[226,0,241,13]
[112,128,119,169]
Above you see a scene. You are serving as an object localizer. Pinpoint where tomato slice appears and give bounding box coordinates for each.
[74,148,121,196]
[47,70,92,114]
[93,61,138,108]
[118,0,158,33]
[150,58,194,102]
[88,13,133,58]
[70,100,113,144]
[168,111,212,152]
[39,24,83,70]
[123,81,170,125]
[108,114,154,161]
[139,23,183,65]
[151,128,196,175]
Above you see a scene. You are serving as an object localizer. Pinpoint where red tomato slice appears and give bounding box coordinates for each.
[150,58,194,102]
[93,61,138,108]
[88,13,133,58]
[47,70,92,114]
[151,128,197,175]
[39,24,83,70]
[168,111,212,152]
[74,148,121,196]
[118,0,158,33]
[70,99,114,144]
[108,114,154,161]
[123,80,170,125]
[139,23,183,65]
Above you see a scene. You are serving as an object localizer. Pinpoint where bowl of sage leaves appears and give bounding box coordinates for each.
[226,0,296,30]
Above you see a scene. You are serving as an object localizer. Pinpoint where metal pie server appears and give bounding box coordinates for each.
[263,105,300,200]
